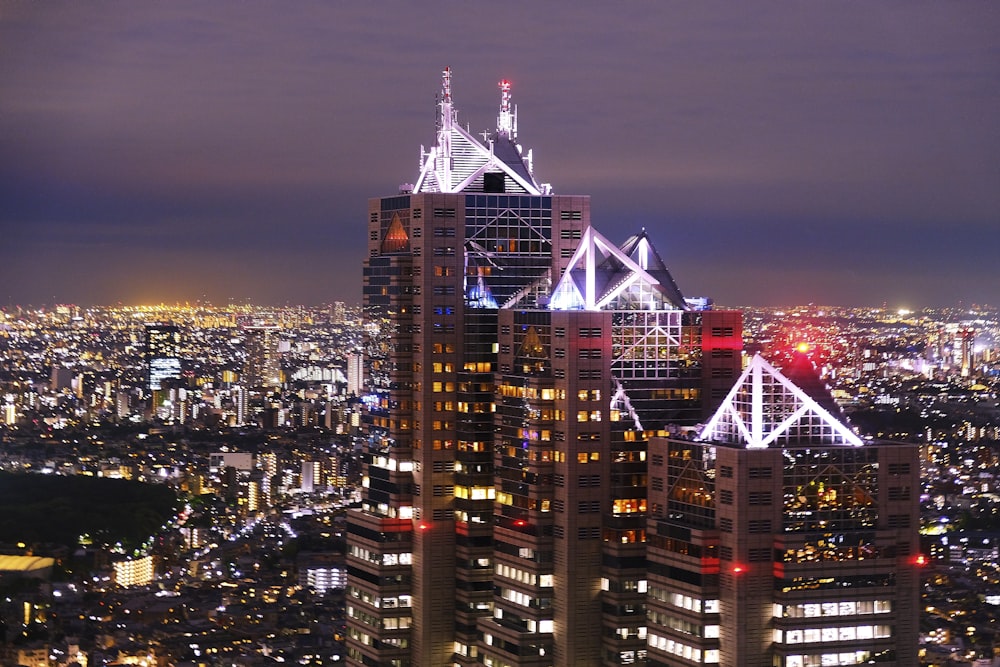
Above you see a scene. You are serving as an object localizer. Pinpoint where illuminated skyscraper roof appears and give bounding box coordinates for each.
[548,225,687,311]
[412,68,549,195]
[699,353,864,448]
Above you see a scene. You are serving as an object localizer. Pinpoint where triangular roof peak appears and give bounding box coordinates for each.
[618,229,686,309]
[698,353,864,448]
[412,68,549,195]
[548,226,687,311]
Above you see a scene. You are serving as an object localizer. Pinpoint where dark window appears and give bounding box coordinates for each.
[887,487,910,501]
[888,463,911,476]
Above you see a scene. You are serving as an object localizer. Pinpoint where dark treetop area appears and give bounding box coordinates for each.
[0,472,178,551]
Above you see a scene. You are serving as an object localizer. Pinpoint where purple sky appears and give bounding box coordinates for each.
[1,2,997,308]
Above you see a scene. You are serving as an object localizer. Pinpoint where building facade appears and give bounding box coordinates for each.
[347,69,745,667]
[244,325,281,390]
[349,68,588,667]
[645,354,920,667]
[478,227,741,667]
[348,68,917,667]
[145,324,182,392]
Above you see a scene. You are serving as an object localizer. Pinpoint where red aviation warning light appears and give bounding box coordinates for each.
[418,523,431,531]
[731,564,745,574]
[914,554,929,567]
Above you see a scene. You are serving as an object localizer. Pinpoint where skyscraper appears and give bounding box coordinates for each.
[347,69,916,667]
[479,229,740,667]
[146,324,182,392]
[347,352,364,397]
[645,354,920,666]
[349,67,586,667]
[347,69,740,667]
[244,325,281,390]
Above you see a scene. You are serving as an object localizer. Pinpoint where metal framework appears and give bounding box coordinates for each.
[699,353,864,448]
[412,68,549,195]
[549,225,688,311]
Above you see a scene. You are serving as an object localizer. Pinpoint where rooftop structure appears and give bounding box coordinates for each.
[412,67,550,196]
[647,353,920,667]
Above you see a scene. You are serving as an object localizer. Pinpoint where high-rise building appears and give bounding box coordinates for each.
[347,69,915,667]
[956,327,974,377]
[479,229,740,667]
[244,325,281,390]
[347,69,741,667]
[333,301,347,324]
[645,354,920,667]
[233,385,248,426]
[347,352,364,396]
[302,459,321,493]
[145,324,182,392]
[349,68,578,667]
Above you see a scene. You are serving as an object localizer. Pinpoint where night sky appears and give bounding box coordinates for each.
[2,3,997,308]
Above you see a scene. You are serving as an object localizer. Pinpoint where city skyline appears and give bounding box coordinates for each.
[2,2,998,308]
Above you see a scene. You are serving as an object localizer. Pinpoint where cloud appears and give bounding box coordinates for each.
[1,1,997,306]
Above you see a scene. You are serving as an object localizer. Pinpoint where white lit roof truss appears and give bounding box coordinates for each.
[412,68,543,195]
[699,353,864,448]
[549,226,686,312]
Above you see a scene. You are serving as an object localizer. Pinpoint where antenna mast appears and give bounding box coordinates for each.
[497,79,514,139]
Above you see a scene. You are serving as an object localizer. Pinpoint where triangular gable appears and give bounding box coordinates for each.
[380,213,409,254]
[412,69,543,195]
[699,353,863,448]
[618,231,686,310]
[517,326,546,359]
[549,226,687,312]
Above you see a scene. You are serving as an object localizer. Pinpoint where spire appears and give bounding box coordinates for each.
[442,66,452,105]
[497,79,515,139]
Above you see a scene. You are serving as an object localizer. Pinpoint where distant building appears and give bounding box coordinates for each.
[956,327,975,377]
[299,552,348,593]
[233,385,248,426]
[332,301,347,324]
[145,324,182,391]
[244,325,281,390]
[347,352,364,396]
[113,554,155,587]
[209,452,254,472]
[302,460,321,493]
[0,555,55,581]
